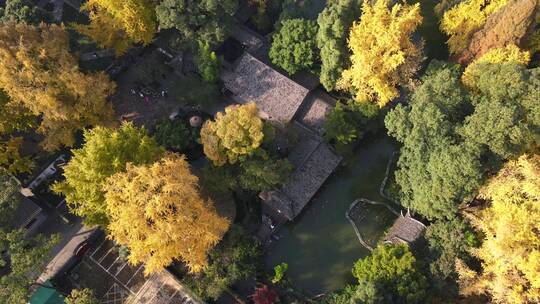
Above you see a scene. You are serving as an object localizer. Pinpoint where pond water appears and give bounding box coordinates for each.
[265,136,399,294]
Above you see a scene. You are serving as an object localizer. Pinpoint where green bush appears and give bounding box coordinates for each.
[324,100,379,147]
[269,18,318,75]
[202,153,292,193]
[425,218,478,281]
[181,226,262,300]
[197,40,221,83]
[352,244,428,303]
[271,262,288,284]
[154,119,196,152]
[320,285,363,304]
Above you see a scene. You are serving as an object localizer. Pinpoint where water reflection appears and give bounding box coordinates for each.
[265,136,398,294]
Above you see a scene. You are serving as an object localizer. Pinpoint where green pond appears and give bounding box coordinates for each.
[265,136,399,294]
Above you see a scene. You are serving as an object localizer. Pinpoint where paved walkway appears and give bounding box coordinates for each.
[37,225,99,284]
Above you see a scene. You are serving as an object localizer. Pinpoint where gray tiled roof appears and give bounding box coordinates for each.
[12,196,42,230]
[221,52,310,123]
[296,90,336,136]
[383,212,426,245]
[261,134,342,221]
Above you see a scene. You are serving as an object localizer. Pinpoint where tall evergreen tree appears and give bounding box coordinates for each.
[316,0,361,91]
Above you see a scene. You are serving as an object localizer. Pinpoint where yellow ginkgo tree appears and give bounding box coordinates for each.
[104,153,230,275]
[75,0,157,55]
[457,154,540,304]
[338,0,423,107]
[441,0,509,55]
[200,103,264,166]
[0,22,115,151]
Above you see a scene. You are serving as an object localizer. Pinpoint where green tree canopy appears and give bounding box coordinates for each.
[53,123,164,227]
[387,61,540,221]
[0,0,49,24]
[237,155,292,192]
[155,0,238,47]
[0,171,60,303]
[154,119,195,152]
[269,18,319,75]
[425,218,478,298]
[316,0,361,91]
[459,63,540,159]
[385,61,483,220]
[275,0,324,25]
[324,100,379,148]
[320,285,364,304]
[0,169,20,229]
[181,226,261,300]
[65,289,100,304]
[324,102,360,146]
[203,152,292,193]
[0,229,59,304]
[352,244,428,303]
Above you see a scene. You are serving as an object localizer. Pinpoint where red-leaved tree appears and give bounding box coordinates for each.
[251,285,279,304]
